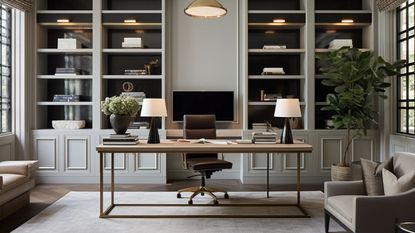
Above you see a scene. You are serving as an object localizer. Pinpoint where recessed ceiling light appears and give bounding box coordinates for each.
[341,19,354,23]
[273,19,286,23]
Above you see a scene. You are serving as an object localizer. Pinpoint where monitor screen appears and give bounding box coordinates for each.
[173,91,234,121]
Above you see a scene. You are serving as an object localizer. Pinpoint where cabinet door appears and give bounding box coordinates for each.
[34,136,58,171]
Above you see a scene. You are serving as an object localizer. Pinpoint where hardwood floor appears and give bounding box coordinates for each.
[0,180,322,233]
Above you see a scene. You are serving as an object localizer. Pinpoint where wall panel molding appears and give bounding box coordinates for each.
[34,137,57,170]
[64,136,89,171]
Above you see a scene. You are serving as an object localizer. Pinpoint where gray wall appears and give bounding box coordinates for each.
[166,0,242,130]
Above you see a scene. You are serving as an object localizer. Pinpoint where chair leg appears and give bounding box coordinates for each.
[325,210,330,233]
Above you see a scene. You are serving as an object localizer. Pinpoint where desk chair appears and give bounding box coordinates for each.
[176,115,233,205]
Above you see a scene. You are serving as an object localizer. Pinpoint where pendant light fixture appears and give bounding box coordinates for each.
[184,0,227,18]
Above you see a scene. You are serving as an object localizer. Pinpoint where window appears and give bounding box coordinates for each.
[397,0,415,135]
[0,5,11,134]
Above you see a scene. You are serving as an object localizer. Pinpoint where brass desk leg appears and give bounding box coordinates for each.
[111,152,115,206]
[297,152,301,205]
[99,152,104,217]
[267,152,270,198]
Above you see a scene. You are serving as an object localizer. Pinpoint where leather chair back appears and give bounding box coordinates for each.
[183,115,217,160]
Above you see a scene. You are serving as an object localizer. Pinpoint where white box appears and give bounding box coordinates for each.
[123,37,142,44]
[57,38,81,49]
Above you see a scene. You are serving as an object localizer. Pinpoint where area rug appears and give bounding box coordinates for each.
[13,191,345,233]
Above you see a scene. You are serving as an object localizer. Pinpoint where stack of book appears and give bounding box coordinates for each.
[55,68,81,76]
[103,134,139,145]
[122,37,142,48]
[124,69,147,75]
[328,39,353,49]
[263,45,287,49]
[57,38,81,49]
[121,92,146,105]
[53,94,80,102]
[262,67,285,75]
[252,132,277,144]
[129,122,149,129]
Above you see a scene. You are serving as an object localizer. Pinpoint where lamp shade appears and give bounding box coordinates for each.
[140,98,167,117]
[184,0,227,18]
[274,99,302,117]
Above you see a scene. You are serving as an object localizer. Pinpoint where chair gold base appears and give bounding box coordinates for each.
[177,186,229,204]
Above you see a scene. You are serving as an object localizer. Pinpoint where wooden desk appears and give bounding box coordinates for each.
[96,140,313,218]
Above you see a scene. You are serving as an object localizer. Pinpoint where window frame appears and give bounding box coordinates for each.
[0,5,12,135]
[396,1,415,136]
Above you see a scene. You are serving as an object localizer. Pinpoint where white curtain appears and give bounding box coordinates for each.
[377,0,408,11]
[0,0,31,11]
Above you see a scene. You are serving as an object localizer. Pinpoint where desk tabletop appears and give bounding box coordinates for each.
[96,140,313,154]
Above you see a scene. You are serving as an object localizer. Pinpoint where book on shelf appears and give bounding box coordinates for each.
[53,95,81,102]
[328,39,353,50]
[129,121,149,129]
[262,45,287,49]
[261,67,285,75]
[122,37,143,48]
[124,69,147,75]
[55,68,82,76]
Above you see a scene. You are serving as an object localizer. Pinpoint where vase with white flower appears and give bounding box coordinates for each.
[101,96,140,134]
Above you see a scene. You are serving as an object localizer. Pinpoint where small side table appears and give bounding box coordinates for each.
[396,222,415,233]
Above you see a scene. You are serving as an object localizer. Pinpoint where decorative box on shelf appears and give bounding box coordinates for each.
[57,38,82,49]
[122,37,143,48]
[52,120,86,130]
[261,67,285,75]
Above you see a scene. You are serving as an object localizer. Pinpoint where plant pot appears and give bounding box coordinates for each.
[331,164,352,181]
[110,114,132,135]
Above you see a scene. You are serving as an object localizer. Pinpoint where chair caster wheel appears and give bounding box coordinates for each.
[188,200,193,205]
[224,193,229,199]
[201,193,205,196]
[177,193,181,198]
[213,200,219,205]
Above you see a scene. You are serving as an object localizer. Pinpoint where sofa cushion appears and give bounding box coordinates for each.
[382,168,415,195]
[0,174,29,193]
[361,158,393,196]
[393,152,415,178]
[0,161,38,178]
[327,195,364,222]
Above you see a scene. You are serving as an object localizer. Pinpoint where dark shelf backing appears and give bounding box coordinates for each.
[248,105,304,129]
[248,79,302,101]
[248,54,301,75]
[46,0,92,10]
[105,54,162,75]
[37,14,92,23]
[106,29,161,49]
[315,107,335,129]
[315,29,363,49]
[248,29,301,49]
[248,0,301,10]
[46,29,92,48]
[42,54,92,75]
[103,0,162,11]
[315,0,362,10]
[40,105,93,129]
[102,13,161,23]
[249,13,305,24]
[315,79,334,102]
[315,13,372,24]
[41,79,93,102]
[104,79,162,98]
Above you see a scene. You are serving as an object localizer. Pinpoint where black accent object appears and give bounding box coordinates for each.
[172,91,234,121]
[110,114,132,135]
[280,118,294,144]
[147,117,160,144]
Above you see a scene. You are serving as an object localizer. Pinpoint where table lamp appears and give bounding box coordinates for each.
[140,98,167,144]
[274,98,302,144]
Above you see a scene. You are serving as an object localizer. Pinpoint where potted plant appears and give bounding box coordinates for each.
[101,96,140,134]
[317,47,405,181]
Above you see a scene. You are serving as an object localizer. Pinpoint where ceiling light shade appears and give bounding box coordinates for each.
[184,0,227,18]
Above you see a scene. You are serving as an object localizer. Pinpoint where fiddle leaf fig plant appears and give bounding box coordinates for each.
[317,47,405,166]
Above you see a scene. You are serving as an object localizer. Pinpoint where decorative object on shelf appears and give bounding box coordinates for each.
[328,39,353,50]
[52,120,85,130]
[122,37,143,48]
[124,69,147,75]
[53,94,80,102]
[101,96,140,135]
[140,98,167,144]
[144,58,160,75]
[184,0,227,18]
[55,68,82,76]
[263,45,287,50]
[261,67,285,75]
[317,47,405,181]
[121,81,134,92]
[274,98,302,144]
[324,119,335,129]
[57,38,81,49]
[263,93,282,102]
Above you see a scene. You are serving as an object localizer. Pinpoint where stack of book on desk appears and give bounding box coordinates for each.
[103,133,139,145]
[252,132,277,144]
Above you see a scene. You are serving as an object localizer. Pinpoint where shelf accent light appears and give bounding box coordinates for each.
[184,0,227,18]
[273,19,286,23]
[341,19,354,23]
[57,19,70,23]
[265,30,276,34]
[124,19,137,23]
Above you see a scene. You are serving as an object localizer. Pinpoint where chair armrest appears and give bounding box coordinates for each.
[0,164,29,176]
[354,188,415,233]
[324,180,366,199]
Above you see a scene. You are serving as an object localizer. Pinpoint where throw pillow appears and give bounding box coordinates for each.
[382,168,415,195]
[361,158,393,196]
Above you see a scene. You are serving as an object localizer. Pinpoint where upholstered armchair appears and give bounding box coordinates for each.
[324,152,415,233]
